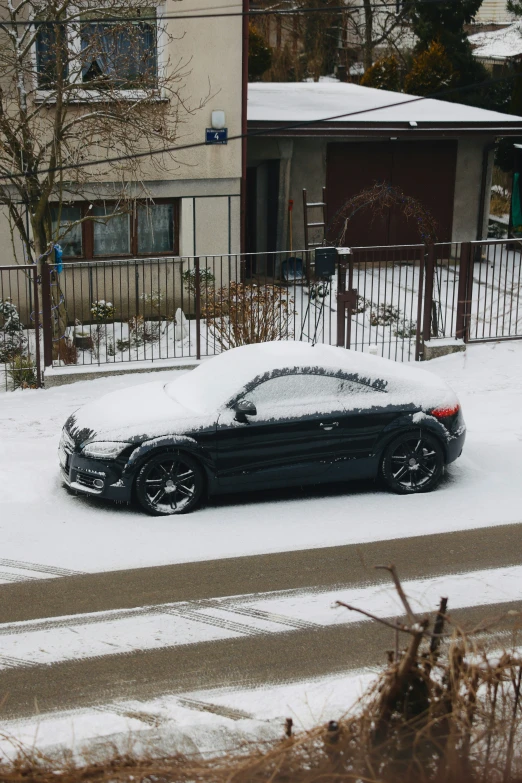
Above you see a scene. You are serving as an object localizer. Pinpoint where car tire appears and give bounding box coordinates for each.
[135,451,204,516]
[381,431,444,495]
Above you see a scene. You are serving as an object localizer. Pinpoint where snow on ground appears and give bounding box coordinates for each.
[0,340,521,576]
[0,670,376,763]
[0,564,521,669]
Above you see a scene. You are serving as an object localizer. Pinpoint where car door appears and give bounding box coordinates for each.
[334,376,403,479]
[215,372,346,491]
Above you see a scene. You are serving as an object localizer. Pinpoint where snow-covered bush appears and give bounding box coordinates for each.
[394,319,417,338]
[0,298,26,362]
[90,300,115,322]
[370,303,401,326]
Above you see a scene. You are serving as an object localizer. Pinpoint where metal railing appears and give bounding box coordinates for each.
[43,249,338,369]
[3,239,521,390]
[0,264,41,392]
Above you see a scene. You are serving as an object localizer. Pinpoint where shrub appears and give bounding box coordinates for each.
[404,41,456,96]
[393,319,417,337]
[361,54,401,92]
[90,300,115,322]
[370,303,401,326]
[204,282,295,350]
[182,267,216,297]
[8,353,38,390]
[0,298,26,362]
[56,338,78,365]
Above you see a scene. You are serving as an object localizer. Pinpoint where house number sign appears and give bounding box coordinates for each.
[205,128,228,144]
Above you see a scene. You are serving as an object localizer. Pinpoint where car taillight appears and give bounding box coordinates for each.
[431,403,460,419]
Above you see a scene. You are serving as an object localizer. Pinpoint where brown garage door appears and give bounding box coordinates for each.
[326,141,457,246]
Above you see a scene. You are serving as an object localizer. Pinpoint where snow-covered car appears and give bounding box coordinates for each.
[59,341,466,515]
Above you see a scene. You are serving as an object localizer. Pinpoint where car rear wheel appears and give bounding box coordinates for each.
[136,451,204,516]
[381,431,444,495]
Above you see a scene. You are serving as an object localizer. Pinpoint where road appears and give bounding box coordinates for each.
[1,522,521,721]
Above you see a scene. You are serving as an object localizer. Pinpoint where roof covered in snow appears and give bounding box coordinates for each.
[247,82,522,129]
[469,22,522,60]
[167,340,454,413]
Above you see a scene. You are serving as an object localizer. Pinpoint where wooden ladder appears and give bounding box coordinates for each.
[302,187,327,250]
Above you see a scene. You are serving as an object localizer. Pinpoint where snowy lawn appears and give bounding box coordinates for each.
[0,341,521,578]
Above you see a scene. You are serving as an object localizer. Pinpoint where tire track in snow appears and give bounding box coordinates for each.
[0,559,82,577]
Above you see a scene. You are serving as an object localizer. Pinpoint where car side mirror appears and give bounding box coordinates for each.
[234,399,257,423]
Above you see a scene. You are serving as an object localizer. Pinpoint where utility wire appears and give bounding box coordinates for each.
[1,70,521,184]
[0,0,476,25]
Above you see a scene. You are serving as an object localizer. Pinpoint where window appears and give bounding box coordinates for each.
[35,9,157,91]
[93,205,131,256]
[81,10,157,89]
[246,374,345,409]
[35,23,69,88]
[51,206,83,257]
[137,203,174,254]
[243,372,379,413]
[50,200,179,259]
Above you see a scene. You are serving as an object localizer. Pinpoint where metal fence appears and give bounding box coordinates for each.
[0,264,41,392]
[2,239,522,391]
[41,249,339,369]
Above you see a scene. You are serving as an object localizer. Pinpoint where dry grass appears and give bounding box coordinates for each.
[2,567,522,783]
[490,192,511,217]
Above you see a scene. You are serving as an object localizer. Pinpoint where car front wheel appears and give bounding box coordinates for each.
[381,431,444,495]
[135,451,204,516]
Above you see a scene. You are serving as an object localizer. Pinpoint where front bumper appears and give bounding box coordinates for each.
[61,451,134,502]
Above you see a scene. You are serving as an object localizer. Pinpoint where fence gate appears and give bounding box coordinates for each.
[336,245,426,362]
[461,240,522,343]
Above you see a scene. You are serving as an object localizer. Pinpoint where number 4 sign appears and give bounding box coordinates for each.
[205,128,228,144]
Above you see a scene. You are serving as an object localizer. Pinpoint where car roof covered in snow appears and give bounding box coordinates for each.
[247,81,522,127]
[166,341,453,413]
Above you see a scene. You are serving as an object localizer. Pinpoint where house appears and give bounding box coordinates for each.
[246,81,522,267]
[0,0,243,267]
[469,21,522,74]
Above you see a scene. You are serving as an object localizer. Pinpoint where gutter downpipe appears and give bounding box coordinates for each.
[240,0,249,257]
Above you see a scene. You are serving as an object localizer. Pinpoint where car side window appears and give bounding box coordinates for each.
[338,378,381,395]
[246,373,343,410]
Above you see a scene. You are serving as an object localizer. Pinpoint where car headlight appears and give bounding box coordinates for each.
[82,441,131,460]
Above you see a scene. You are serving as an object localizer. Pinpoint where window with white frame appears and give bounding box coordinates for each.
[35,7,158,90]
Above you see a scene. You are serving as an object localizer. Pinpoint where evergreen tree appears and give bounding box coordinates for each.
[249,25,273,81]
[408,0,487,103]
[361,54,401,91]
[404,42,455,96]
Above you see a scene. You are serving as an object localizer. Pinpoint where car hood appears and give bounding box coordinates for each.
[65,381,213,446]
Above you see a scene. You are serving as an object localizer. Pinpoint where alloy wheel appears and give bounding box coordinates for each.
[382,432,444,494]
[136,452,203,515]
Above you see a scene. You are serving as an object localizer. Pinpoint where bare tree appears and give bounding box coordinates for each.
[343,0,413,73]
[0,0,209,268]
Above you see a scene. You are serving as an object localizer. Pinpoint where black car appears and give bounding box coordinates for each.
[59,341,466,515]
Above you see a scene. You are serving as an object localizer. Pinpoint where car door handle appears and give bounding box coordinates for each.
[320,421,339,431]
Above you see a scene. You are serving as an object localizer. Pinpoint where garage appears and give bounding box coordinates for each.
[325,140,457,246]
[247,81,522,260]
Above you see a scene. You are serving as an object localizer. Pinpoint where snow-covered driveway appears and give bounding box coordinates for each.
[0,341,521,580]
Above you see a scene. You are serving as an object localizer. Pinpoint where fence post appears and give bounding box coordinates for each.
[415,246,427,361]
[456,242,472,341]
[336,257,346,348]
[32,265,42,387]
[422,245,435,344]
[40,261,53,368]
[194,256,201,360]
